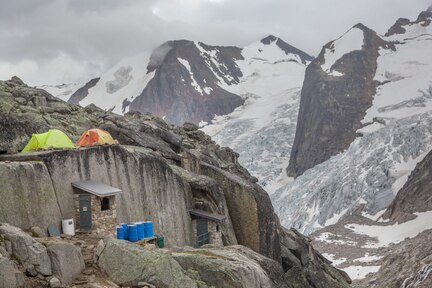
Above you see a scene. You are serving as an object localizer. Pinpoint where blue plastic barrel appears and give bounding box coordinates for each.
[135,222,145,240]
[121,223,128,239]
[128,224,138,242]
[116,226,125,240]
[144,221,154,238]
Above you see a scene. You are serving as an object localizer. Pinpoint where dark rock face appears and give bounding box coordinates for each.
[68,77,100,104]
[361,229,432,288]
[384,18,411,37]
[130,40,244,125]
[287,24,393,178]
[385,9,432,37]
[383,149,432,223]
[261,35,314,64]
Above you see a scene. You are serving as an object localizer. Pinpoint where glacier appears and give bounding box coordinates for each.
[205,15,432,235]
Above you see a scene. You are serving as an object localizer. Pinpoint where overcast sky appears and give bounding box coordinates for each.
[0,0,430,86]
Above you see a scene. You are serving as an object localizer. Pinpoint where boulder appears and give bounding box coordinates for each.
[30,227,46,238]
[47,242,85,285]
[0,256,25,288]
[279,228,351,288]
[49,277,62,288]
[172,245,284,288]
[97,237,201,287]
[0,223,51,276]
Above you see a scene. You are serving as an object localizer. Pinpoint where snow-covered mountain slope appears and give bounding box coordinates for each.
[66,36,311,126]
[272,9,432,234]
[287,23,392,178]
[202,36,312,192]
[68,41,246,124]
[38,83,83,101]
[128,40,244,125]
[78,52,154,114]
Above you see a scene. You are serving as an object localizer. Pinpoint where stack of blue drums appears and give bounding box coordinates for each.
[116,221,154,242]
[144,221,154,238]
[128,224,138,242]
[135,222,145,240]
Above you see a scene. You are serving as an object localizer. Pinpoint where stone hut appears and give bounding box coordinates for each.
[189,209,226,247]
[72,180,122,235]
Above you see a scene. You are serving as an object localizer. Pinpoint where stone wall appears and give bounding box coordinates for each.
[191,219,223,247]
[91,195,117,235]
[73,194,117,236]
[208,221,223,247]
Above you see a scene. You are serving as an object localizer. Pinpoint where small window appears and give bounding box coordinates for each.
[101,197,110,211]
[216,224,219,232]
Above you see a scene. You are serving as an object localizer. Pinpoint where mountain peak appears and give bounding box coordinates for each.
[258,34,313,64]
[417,9,432,22]
[386,8,432,37]
[260,35,279,45]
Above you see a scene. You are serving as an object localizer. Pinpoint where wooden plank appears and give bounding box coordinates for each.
[136,236,157,246]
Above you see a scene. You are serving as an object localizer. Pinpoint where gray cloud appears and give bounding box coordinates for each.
[0,0,430,85]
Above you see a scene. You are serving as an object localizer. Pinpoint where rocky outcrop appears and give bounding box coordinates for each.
[172,245,283,288]
[0,78,351,287]
[260,35,314,64]
[0,223,52,276]
[383,149,432,223]
[356,229,432,288]
[280,228,351,288]
[98,237,351,288]
[0,161,62,231]
[47,242,85,285]
[384,18,411,37]
[385,9,432,37]
[0,223,88,287]
[287,24,394,178]
[0,255,25,288]
[97,237,202,287]
[68,77,100,104]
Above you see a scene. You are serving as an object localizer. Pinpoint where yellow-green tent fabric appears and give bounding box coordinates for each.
[21,129,75,152]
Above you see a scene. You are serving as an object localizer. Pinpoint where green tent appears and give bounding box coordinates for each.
[21,129,75,153]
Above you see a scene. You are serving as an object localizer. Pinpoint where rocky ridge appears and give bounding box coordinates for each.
[271,8,432,234]
[66,35,312,126]
[0,77,350,287]
[286,23,394,178]
[129,40,245,126]
[383,148,432,223]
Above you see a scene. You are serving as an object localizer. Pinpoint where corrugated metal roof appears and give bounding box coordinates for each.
[71,180,122,197]
[189,209,226,222]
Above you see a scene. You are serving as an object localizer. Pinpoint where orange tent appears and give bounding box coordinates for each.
[76,129,117,147]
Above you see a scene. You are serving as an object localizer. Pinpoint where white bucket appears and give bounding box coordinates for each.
[62,219,75,236]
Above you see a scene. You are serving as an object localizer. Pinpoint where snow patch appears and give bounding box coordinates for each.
[314,232,357,246]
[346,211,432,247]
[324,207,350,226]
[322,253,347,266]
[321,27,364,76]
[178,57,204,95]
[353,253,383,263]
[80,52,155,115]
[39,83,82,101]
[341,265,380,280]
